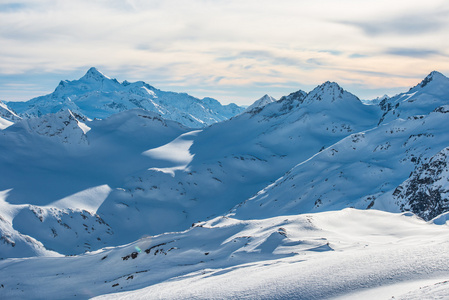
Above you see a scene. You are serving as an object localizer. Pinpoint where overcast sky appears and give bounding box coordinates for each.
[1,0,448,105]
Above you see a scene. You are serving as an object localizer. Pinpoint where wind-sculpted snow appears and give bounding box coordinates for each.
[6,67,245,128]
[1,209,449,299]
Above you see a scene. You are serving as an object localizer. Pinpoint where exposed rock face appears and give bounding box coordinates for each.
[393,147,449,220]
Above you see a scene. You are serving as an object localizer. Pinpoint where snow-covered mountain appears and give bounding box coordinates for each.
[232,103,449,220]
[231,72,449,221]
[2,70,449,299]
[90,81,381,246]
[0,80,380,255]
[6,67,245,128]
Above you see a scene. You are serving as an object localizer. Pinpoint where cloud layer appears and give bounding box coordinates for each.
[1,0,448,104]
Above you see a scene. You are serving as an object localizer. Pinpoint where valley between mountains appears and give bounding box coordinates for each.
[1,69,449,299]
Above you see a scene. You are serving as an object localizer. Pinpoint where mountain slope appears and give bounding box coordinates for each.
[0,109,188,205]
[7,68,245,128]
[0,80,381,254]
[232,104,449,221]
[92,81,381,246]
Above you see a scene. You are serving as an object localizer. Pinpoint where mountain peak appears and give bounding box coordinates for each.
[321,81,342,89]
[246,94,276,112]
[418,71,448,88]
[305,81,355,104]
[260,94,275,101]
[81,67,110,81]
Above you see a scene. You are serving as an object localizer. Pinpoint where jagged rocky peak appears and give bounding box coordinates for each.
[305,81,359,104]
[314,81,344,96]
[259,94,276,102]
[278,89,307,104]
[405,70,449,92]
[418,71,448,88]
[378,71,449,125]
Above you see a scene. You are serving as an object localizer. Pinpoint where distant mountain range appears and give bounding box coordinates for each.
[5,67,245,128]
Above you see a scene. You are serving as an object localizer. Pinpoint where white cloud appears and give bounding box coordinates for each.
[0,0,448,103]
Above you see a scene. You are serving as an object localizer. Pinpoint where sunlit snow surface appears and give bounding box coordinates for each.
[143,130,201,176]
[47,185,112,213]
[0,117,13,129]
[1,209,449,299]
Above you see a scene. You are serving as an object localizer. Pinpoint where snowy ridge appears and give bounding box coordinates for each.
[7,67,245,128]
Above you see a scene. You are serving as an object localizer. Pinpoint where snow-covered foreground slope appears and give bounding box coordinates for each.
[1,209,449,299]
[6,67,244,128]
